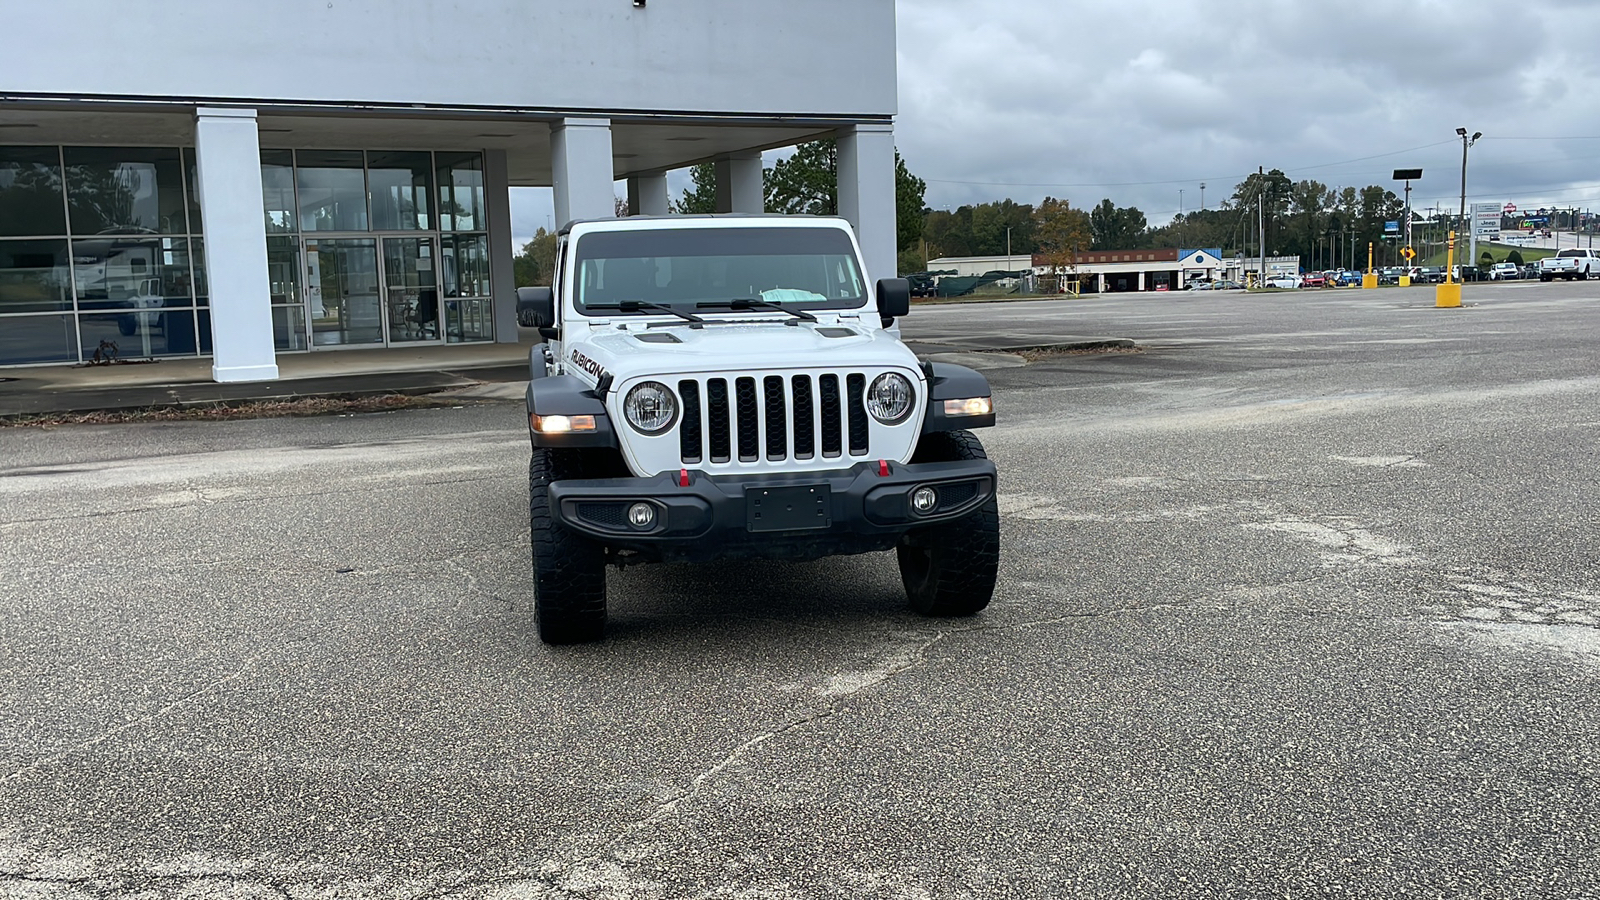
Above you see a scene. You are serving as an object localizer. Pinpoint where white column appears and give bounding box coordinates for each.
[483,149,518,343]
[551,118,616,228]
[627,174,670,216]
[837,123,897,286]
[1138,271,1147,291]
[194,107,276,382]
[714,151,764,213]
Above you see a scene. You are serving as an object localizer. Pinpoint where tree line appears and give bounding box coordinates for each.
[515,150,1426,285]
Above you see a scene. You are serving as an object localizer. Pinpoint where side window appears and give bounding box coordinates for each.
[552,239,566,310]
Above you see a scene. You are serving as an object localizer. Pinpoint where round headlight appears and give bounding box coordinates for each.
[623,381,678,434]
[865,372,914,424]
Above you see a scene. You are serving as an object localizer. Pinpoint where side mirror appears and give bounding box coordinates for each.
[517,286,554,328]
[875,278,911,319]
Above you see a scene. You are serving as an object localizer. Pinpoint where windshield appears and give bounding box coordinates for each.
[572,226,866,315]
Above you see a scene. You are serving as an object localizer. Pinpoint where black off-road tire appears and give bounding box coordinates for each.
[529,447,607,644]
[896,429,1000,617]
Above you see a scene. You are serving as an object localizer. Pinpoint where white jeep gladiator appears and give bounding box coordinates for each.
[1538,248,1600,281]
[518,215,1000,644]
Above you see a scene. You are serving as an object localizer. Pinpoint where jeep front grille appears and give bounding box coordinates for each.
[676,372,878,468]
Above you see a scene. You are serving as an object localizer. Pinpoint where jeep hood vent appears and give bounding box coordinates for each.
[633,332,682,344]
[816,327,857,338]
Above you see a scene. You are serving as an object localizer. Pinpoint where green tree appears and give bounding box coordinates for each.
[1034,197,1093,289]
[513,228,558,287]
[1089,199,1148,250]
[765,140,838,215]
[671,163,717,214]
[895,153,926,253]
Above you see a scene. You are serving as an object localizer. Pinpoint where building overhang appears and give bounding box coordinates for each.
[0,98,870,186]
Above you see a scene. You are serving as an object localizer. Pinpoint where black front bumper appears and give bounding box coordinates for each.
[547,459,996,562]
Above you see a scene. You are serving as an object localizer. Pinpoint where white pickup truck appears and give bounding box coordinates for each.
[1537,248,1600,281]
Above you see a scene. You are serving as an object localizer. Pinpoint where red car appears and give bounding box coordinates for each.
[1302,272,1326,288]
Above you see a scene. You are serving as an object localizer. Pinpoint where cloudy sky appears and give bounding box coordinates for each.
[513,0,1600,247]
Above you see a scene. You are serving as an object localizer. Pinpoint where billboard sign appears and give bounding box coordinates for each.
[1384,220,1400,234]
[1472,202,1501,242]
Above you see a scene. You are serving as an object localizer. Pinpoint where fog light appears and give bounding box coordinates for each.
[627,502,656,528]
[911,487,938,513]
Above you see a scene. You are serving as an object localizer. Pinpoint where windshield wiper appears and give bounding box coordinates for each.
[586,299,704,328]
[695,297,817,324]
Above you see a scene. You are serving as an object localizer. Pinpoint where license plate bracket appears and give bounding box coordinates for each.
[746,484,831,532]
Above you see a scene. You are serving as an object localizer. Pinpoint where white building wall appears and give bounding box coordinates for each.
[0,1,896,118]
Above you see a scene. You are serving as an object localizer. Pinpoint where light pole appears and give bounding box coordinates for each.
[1200,182,1206,212]
[1457,127,1481,270]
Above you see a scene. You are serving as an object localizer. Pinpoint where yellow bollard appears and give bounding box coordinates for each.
[1399,275,1411,287]
[1362,241,1378,289]
[1436,230,1461,308]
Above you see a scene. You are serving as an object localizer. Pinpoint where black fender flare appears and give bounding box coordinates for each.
[526,373,619,448]
[920,362,996,433]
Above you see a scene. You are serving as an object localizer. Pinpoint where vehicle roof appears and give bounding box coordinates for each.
[559,213,849,237]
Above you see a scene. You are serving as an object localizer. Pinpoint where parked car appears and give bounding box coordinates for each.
[1489,262,1519,281]
[1302,272,1326,288]
[1378,267,1403,285]
[1210,279,1243,291]
[1416,266,1445,283]
[1265,274,1301,289]
[1186,281,1213,290]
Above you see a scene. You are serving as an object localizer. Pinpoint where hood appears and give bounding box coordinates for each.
[562,318,920,385]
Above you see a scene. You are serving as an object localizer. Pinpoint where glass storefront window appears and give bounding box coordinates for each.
[441,233,490,298]
[0,314,77,364]
[368,151,432,231]
[0,147,67,237]
[191,237,207,306]
[0,239,72,313]
[445,297,492,343]
[182,147,203,234]
[271,305,307,351]
[296,151,368,232]
[69,237,195,311]
[266,235,300,305]
[78,307,198,359]
[261,150,296,234]
[63,147,188,235]
[436,152,484,231]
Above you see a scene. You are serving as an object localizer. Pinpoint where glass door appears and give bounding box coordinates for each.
[381,236,441,344]
[304,238,382,347]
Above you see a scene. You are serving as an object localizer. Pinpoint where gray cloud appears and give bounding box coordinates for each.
[897,0,1600,220]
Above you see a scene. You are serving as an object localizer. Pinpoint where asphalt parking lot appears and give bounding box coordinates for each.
[3,280,1599,897]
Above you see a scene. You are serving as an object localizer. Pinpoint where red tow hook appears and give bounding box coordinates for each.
[679,468,691,487]
[878,459,890,477]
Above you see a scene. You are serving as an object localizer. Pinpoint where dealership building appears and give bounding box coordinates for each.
[0,1,898,379]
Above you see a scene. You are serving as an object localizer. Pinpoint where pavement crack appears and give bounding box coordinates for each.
[1,654,261,784]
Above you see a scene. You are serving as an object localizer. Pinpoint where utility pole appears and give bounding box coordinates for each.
[1200,182,1206,212]
[1258,166,1266,286]
[1457,127,1480,272]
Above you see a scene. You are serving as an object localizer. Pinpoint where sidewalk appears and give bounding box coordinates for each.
[0,342,532,418]
[0,328,1131,418]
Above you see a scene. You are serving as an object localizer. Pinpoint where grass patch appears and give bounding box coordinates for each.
[1421,241,1554,267]
[1,393,462,428]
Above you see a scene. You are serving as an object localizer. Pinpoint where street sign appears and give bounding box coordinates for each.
[1401,246,1416,260]
[1384,220,1400,234]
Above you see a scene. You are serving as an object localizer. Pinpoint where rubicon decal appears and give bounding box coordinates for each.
[570,348,609,381]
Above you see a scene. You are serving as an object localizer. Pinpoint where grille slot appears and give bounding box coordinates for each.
[576,502,627,529]
[706,378,731,463]
[791,375,815,459]
[819,374,842,458]
[936,481,978,509]
[678,379,702,464]
[763,376,787,460]
[846,373,869,456]
[735,377,759,462]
